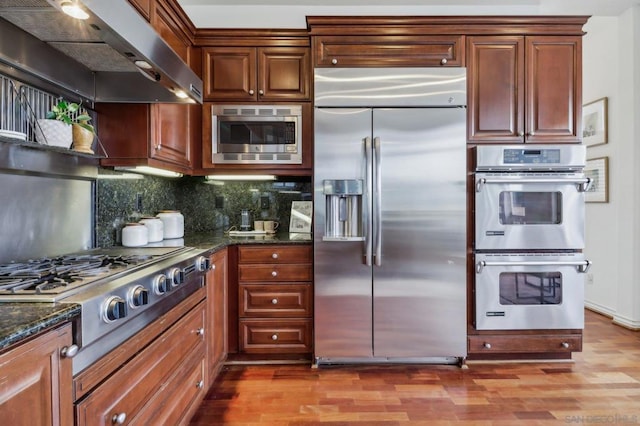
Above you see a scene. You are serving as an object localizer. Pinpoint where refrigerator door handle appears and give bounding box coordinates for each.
[373,136,382,266]
[364,137,373,266]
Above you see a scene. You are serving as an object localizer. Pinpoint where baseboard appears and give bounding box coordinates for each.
[612,315,640,331]
[584,301,616,318]
[585,302,640,331]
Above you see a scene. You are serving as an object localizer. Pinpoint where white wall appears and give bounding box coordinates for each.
[582,7,640,329]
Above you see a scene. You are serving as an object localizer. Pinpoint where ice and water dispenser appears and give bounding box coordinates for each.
[323,179,364,241]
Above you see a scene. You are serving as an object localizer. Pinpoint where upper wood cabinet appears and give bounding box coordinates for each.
[151,0,191,64]
[202,46,310,101]
[97,103,196,174]
[128,0,151,20]
[0,324,74,426]
[467,35,582,143]
[313,35,464,67]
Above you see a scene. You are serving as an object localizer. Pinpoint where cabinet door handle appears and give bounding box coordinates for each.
[331,58,338,65]
[271,334,278,341]
[248,89,254,95]
[196,327,205,336]
[518,131,524,137]
[271,298,278,305]
[272,253,279,259]
[196,380,204,389]
[258,89,264,95]
[112,412,127,424]
[483,342,492,349]
[60,344,79,358]
[155,143,161,151]
[561,342,570,349]
[440,58,448,65]
[271,271,278,277]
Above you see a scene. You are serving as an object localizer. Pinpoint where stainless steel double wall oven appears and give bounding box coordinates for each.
[474,145,592,330]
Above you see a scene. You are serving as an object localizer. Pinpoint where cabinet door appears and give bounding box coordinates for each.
[0,324,73,426]
[203,47,257,101]
[150,103,192,168]
[259,47,310,101]
[152,0,190,63]
[467,36,525,143]
[525,36,582,143]
[206,249,228,388]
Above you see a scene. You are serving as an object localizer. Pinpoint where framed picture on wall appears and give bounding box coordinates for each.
[289,201,312,233]
[582,97,608,147]
[585,157,609,203]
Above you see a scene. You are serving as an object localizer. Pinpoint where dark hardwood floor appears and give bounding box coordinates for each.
[190,310,640,425]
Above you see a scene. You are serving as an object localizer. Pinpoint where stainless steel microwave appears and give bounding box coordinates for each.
[211,105,302,164]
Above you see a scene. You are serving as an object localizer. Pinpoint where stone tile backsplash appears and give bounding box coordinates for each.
[96,170,311,247]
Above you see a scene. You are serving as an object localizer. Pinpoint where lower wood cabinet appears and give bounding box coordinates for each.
[206,248,228,388]
[0,323,74,426]
[468,334,582,357]
[74,289,206,426]
[237,244,313,356]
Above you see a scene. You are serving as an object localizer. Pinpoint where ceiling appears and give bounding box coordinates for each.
[177,0,640,28]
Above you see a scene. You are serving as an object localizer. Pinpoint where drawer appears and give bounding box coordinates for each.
[238,245,312,264]
[240,283,312,318]
[75,303,205,426]
[468,335,582,354]
[239,264,312,282]
[239,319,312,353]
[314,35,465,67]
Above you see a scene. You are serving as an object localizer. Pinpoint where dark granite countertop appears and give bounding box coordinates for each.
[0,231,310,351]
[0,302,81,352]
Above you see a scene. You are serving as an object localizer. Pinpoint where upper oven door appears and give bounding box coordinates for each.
[475,172,589,250]
[475,252,590,330]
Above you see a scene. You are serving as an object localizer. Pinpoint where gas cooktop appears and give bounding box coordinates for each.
[0,246,190,300]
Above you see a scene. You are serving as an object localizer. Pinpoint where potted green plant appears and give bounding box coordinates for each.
[35,100,96,152]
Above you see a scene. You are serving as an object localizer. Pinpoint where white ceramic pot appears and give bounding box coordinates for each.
[156,210,184,239]
[139,217,164,242]
[34,119,73,148]
[122,223,149,247]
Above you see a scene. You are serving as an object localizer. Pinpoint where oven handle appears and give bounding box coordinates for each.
[475,177,592,192]
[476,260,592,274]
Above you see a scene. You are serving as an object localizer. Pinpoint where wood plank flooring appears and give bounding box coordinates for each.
[190,310,640,425]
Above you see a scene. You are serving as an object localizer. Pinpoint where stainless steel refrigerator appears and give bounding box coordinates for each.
[313,68,467,364]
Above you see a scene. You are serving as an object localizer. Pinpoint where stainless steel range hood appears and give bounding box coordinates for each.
[0,0,202,104]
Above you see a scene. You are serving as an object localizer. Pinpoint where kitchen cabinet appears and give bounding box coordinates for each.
[206,248,227,388]
[0,323,74,426]
[237,245,313,355]
[128,0,151,21]
[97,103,196,174]
[74,288,206,426]
[313,35,464,67]
[151,0,192,64]
[467,35,582,143]
[202,46,310,101]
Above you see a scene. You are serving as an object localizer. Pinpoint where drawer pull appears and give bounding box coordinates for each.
[271,271,278,277]
[272,253,279,259]
[60,344,79,358]
[441,58,448,65]
[196,380,204,389]
[196,327,205,336]
[271,334,278,341]
[112,412,126,424]
[561,342,570,349]
[483,342,492,349]
[271,298,278,305]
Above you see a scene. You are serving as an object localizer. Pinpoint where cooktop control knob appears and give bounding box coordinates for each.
[168,267,184,287]
[103,296,127,323]
[195,255,210,272]
[128,285,149,308]
[153,274,168,295]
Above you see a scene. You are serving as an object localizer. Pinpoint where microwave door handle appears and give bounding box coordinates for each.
[364,137,373,266]
[476,177,591,192]
[476,260,592,274]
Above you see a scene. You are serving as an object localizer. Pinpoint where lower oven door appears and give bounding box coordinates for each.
[475,172,590,250]
[475,252,590,330]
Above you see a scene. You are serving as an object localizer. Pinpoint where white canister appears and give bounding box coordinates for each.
[139,217,164,242]
[122,223,149,247]
[156,210,184,239]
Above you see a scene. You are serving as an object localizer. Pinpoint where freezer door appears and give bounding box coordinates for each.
[314,107,374,358]
[372,108,467,358]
